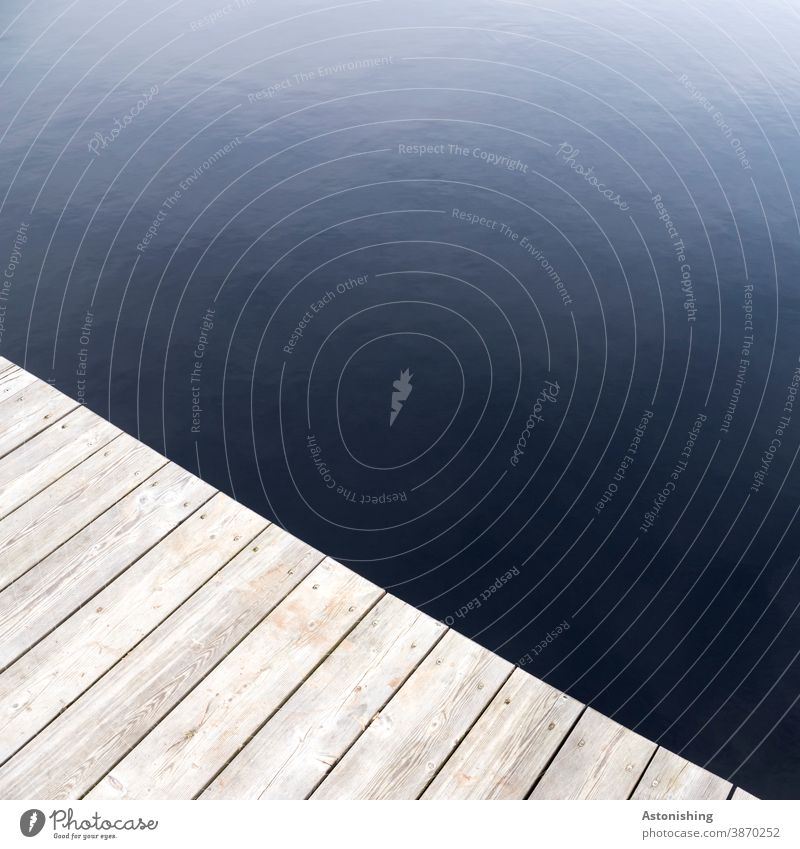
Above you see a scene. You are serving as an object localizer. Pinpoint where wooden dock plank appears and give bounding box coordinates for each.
[0,432,165,592]
[732,787,758,800]
[89,560,384,800]
[0,373,78,460]
[0,405,120,521]
[423,668,584,800]
[0,363,749,802]
[0,522,323,799]
[0,492,262,765]
[0,462,215,671]
[202,595,445,800]
[632,747,732,800]
[530,707,657,799]
[0,364,34,399]
[311,629,513,800]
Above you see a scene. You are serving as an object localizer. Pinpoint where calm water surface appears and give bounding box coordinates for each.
[1,0,800,798]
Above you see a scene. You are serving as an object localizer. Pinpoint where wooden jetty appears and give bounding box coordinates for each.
[0,356,757,800]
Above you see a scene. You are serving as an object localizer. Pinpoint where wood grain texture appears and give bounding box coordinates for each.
[0,365,34,402]
[0,492,261,765]
[0,433,166,591]
[312,629,513,800]
[732,787,759,800]
[632,747,732,800]
[0,405,120,520]
[423,668,584,800]
[0,523,323,799]
[0,364,740,802]
[530,707,657,799]
[0,373,77,460]
[89,559,383,800]
[203,594,445,800]
[0,462,215,671]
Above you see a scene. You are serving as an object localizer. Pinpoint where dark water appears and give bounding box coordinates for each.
[2,0,799,798]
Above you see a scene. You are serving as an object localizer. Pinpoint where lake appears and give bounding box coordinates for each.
[1,0,799,799]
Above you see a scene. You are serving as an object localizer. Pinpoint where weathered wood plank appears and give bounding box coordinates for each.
[0,462,215,670]
[0,373,77,459]
[0,364,741,803]
[0,432,165,592]
[632,747,732,800]
[530,707,657,799]
[203,594,445,800]
[732,787,759,800]
[0,365,33,399]
[0,523,323,799]
[0,492,264,765]
[89,560,384,800]
[0,405,120,521]
[423,668,584,800]
[312,629,513,800]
